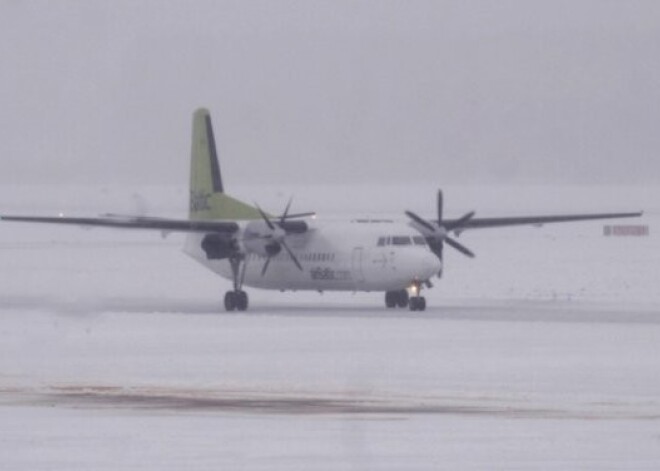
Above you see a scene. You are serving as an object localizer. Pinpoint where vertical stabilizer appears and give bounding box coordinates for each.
[189,108,262,220]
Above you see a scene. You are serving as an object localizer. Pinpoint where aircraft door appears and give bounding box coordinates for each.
[351,247,365,284]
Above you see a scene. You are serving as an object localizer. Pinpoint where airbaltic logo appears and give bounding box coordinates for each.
[190,191,212,212]
[310,267,352,281]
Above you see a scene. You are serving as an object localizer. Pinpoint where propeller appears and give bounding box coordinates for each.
[405,190,475,274]
[255,199,304,276]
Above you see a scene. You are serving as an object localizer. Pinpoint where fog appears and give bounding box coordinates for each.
[1,0,659,186]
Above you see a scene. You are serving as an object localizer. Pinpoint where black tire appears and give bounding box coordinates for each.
[418,297,426,311]
[224,291,237,311]
[396,289,409,308]
[409,297,426,312]
[385,291,397,308]
[409,297,419,311]
[236,291,249,311]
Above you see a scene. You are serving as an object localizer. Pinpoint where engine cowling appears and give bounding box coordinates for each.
[201,233,237,260]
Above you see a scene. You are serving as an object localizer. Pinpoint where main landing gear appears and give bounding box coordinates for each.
[224,290,248,311]
[224,254,249,312]
[385,289,409,309]
[384,283,427,311]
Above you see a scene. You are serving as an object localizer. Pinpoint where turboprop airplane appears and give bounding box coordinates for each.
[1,109,643,311]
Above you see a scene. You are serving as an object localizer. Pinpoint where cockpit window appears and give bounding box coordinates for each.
[392,236,412,246]
[412,236,427,246]
[377,237,386,246]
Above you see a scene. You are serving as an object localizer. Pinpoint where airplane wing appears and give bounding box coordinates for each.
[405,207,643,261]
[444,211,643,231]
[0,214,240,234]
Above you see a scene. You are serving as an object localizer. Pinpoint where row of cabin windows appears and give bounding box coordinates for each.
[377,236,427,247]
[302,252,336,262]
[247,252,335,262]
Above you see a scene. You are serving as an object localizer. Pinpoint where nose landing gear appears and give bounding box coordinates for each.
[408,295,426,311]
[408,280,431,311]
[407,280,427,312]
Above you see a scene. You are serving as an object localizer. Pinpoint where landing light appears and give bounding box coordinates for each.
[408,284,420,297]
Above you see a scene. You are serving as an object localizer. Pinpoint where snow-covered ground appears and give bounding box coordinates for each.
[1,185,659,469]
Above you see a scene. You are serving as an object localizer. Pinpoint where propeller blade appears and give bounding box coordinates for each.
[427,239,444,259]
[261,257,271,276]
[444,236,475,258]
[280,197,293,225]
[255,204,275,231]
[437,189,443,223]
[405,210,436,233]
[281,241,303,271]
[445,211,476,232]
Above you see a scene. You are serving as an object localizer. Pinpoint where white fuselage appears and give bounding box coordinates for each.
[184,219,441,292]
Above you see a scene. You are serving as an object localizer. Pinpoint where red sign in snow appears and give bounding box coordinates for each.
[603,225,650,236]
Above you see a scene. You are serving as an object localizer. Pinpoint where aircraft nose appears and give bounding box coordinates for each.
[422,253,442,278]
[409,250,442,279]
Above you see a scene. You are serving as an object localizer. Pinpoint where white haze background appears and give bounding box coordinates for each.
[1,0,659,187]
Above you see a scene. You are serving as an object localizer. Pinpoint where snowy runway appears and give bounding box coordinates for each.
[1,185,659,469]
[3,303,660,470]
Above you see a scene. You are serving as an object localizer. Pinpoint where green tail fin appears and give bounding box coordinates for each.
[189,108,262,221]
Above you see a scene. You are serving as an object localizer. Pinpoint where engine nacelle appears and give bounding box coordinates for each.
[201,233,237,260]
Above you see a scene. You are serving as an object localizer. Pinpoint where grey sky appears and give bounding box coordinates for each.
[1,0,659,186]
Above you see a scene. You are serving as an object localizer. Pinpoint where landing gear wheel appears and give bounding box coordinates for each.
[385,291,397,308]
[224,291,237,311]
[409,296,426,312]
[224,290,249,312]
[385,290,410,309]
[396,289,409,308]
[236,290,248,311]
